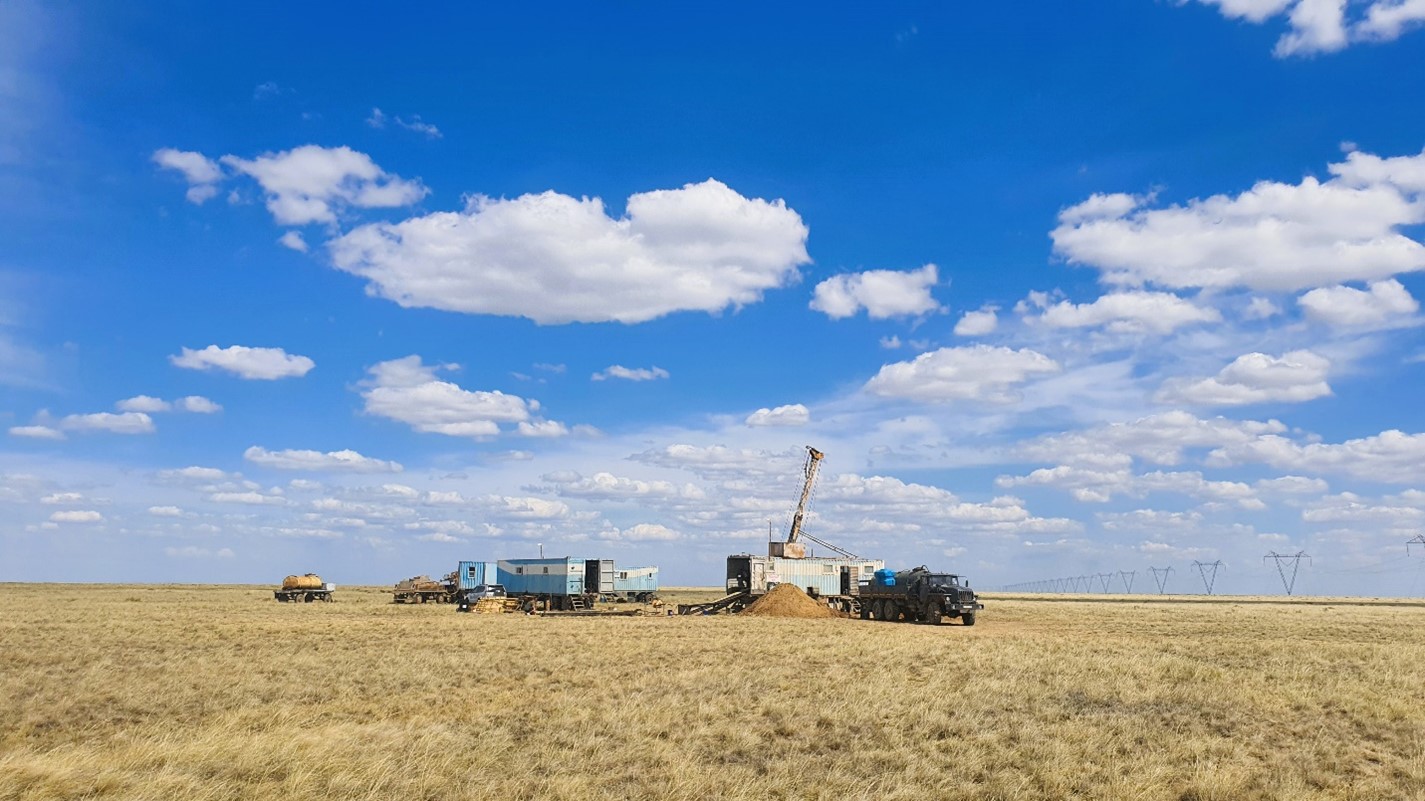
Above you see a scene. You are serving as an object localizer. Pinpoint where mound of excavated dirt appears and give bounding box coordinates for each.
[740,583,840,619]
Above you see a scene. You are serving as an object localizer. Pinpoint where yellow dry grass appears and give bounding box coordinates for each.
[2,583,1424,801]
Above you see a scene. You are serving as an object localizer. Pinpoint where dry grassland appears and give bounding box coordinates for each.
[2,583,1424,801]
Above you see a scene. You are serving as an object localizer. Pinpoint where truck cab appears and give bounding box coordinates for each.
[912,571,982,625]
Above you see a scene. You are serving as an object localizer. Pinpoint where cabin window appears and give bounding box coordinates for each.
[516,567,524,575]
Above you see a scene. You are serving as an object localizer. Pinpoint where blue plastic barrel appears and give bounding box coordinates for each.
[874,568,896,587]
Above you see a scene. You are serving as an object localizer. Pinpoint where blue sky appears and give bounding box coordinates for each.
[4,1,1425,594]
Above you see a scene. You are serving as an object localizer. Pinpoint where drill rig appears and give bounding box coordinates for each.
[678,446,883,615]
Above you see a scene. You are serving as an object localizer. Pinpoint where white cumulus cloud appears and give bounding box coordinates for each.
[1157,350,1332,406]
[1016,410,1288,468]
[49,510,102,523]
[157,466,233,482]
[152,148,223,203]
[591,365,669,382]
[544,471,704,501]
[1209,428,1425,483]
[1037,291,1221,334]
[170,345,315,380]
[116,395,222,414]
[210,491,288,506]
[116,395,170,413]
[809,264,942,319]
[954,307,999,336]
[603,523,680,541]
[328,179,810,324]
[360,355,554,439]
[745,403,811,427]
[1186,0,1425,55]
[1298,278,1419,327]
[278,231,308,252]
[1051,149,1425,292]
[10,425,63,440]
[60,412,154,435]
[864,345,1060,404]
[219,144,428,226]
[176,396,222,413]
[244,446,404,473]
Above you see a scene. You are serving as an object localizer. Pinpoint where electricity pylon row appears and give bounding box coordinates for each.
[1000,559,1228,595]
[1000,534,1425,596]
[1001,560,1235,595]
[1000,569,1141,594]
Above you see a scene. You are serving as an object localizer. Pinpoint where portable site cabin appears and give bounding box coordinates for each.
[726,554,884,598]
[613,566,659,594]
[497,557,615,598]
[455,560,499,591]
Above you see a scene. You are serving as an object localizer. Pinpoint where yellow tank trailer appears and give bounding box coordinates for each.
[274,573,334,602]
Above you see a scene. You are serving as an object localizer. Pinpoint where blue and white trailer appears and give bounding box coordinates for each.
[496,557,615,610]
[607,566,659,602]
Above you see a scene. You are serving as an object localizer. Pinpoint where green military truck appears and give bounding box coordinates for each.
[858,566,982,625]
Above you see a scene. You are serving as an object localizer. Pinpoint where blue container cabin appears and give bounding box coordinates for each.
[497,557,615,601]
[455,560,499,591]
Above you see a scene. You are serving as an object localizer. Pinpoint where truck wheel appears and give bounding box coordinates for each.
[875,600,890,621]
[962,613,977,626]
[859,603,870,620]
[924,608,942,625]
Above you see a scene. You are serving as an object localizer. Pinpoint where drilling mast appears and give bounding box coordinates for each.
[770,446,824,559]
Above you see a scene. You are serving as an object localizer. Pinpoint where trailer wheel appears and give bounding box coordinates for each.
[962,613,977,626]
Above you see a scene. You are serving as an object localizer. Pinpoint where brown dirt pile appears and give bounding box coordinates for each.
[740,583,840,619]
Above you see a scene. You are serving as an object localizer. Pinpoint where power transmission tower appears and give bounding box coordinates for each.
[1264,551,1310,595]
[1192,560,1224,595]
[1408,534,1425,556]
[1119,570,1135,593]
[1097,572,1114,592]
[1149,566,1172,594]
